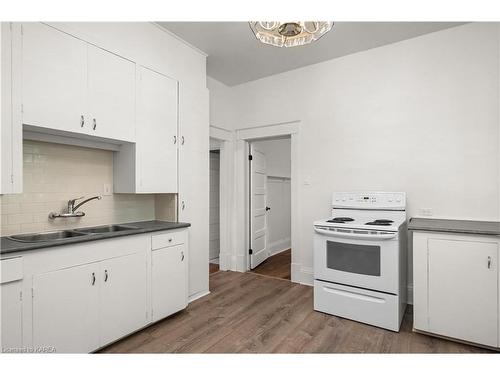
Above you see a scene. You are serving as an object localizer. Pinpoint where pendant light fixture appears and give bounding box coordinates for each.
[249,21,333,48]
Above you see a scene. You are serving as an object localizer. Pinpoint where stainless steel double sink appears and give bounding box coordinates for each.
[8,225,139,243]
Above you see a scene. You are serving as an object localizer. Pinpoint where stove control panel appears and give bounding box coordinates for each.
[332,192,406,210]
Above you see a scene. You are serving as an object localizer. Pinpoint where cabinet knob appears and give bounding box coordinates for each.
[173,135,177,144]
[80,115,85,127]
[181,251,185,261]
[181,136,185,145]
[104,269,109,282]
[488,256,492,269]
[168,238,173,243]
[181,201,185,210]
[91,272,96,286]
[93,118,97,130]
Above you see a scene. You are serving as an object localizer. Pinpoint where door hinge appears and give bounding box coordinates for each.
[248,154,253,161]
[19,291,22,302]
[20,24,23,35]
[31,287,34,298]
[249,248,253,255]
[11,174,14,183]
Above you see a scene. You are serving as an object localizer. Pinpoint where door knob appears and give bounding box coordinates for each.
[266,206,271,211]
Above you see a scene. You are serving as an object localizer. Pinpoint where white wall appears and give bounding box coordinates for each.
[207,76,235,131]
[253,138,291,255]
[213,23,500,291]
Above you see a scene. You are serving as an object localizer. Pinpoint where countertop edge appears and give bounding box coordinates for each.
[1,220,191,255]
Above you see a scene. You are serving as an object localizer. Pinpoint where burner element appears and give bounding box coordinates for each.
[365,219,394,226]
[327,217,354,223]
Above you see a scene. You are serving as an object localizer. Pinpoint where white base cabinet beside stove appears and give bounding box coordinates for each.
[413,231,499,348]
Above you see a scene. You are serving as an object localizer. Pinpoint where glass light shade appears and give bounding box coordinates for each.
[249,21,333,48]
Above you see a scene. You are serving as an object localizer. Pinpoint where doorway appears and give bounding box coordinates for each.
[209,138,221,274]
[248,136,291,280]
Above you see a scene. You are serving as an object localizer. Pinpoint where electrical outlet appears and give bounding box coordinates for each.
[103,183,112,196]
[419,208,433,216]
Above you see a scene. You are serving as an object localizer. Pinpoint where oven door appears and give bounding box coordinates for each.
[313,226,399,294]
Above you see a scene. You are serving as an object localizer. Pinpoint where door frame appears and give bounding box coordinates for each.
[209,125,233,272]
[235,120,303,283]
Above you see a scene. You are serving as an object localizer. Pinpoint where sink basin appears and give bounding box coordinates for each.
[74,224,138,234]
[8,230,89,243]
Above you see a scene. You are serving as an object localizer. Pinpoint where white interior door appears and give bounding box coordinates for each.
[250,143,269,269]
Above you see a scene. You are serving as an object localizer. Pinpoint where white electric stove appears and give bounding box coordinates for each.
[313,191,407,331]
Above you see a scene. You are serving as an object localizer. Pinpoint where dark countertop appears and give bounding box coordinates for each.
[408,217,500,236]
[0,220,190,255]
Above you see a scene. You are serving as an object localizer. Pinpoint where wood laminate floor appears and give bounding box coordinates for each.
[209,263,219,274]
[248,249,291,280]
[100,271,492,354]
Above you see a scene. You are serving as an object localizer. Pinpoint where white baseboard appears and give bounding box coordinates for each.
[291,263,314,286]
[188,289,210,303]
[268,238,291,256]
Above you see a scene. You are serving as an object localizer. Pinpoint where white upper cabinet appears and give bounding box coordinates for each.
[114,66,178,193]
[87,45,136,142]
[22,23,87,134]
[136,66,178,192]
[21,23,136,142]
[1,22,22,194]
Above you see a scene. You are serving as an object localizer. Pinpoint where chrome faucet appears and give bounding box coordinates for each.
[49,195,102,219]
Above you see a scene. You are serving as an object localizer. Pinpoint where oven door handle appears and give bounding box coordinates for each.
[314,227,397,240]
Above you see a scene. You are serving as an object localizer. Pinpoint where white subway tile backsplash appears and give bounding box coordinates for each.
[1,140,175,236]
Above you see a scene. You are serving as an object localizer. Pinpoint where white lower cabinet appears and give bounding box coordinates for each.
[1,257,24,350]
[5,228,189,353]
[152,243,188,322]
[99,252,148,346]
[33,262,101,353]
[413,231,499,348]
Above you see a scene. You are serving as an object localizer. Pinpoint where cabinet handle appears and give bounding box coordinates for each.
[93,118,97,130]
[91,272,96,286]
[168,238,173,243]
[181,200,185,210]
[487,256,492,269]
[181,136,185,145]
[173,135,177,144]
[181,251,185,261]
[80,115,85,127]
[104,269,109,282]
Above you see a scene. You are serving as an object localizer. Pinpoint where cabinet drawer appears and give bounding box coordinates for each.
[1,257,23,284]
[152,230,186,250]
[314,279,402,331]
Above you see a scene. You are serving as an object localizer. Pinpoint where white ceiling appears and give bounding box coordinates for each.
[158,22,465,86]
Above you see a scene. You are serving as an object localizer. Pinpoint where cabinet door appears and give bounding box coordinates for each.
[99,252,147,346]
[22,23,87,134]
[152,244,188,321]
[87,45,136,142]
[428,238,498,347]
[179,85,209,298]
[136,66,178,193]
[1,281,23,350]
[32,263,100,353]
